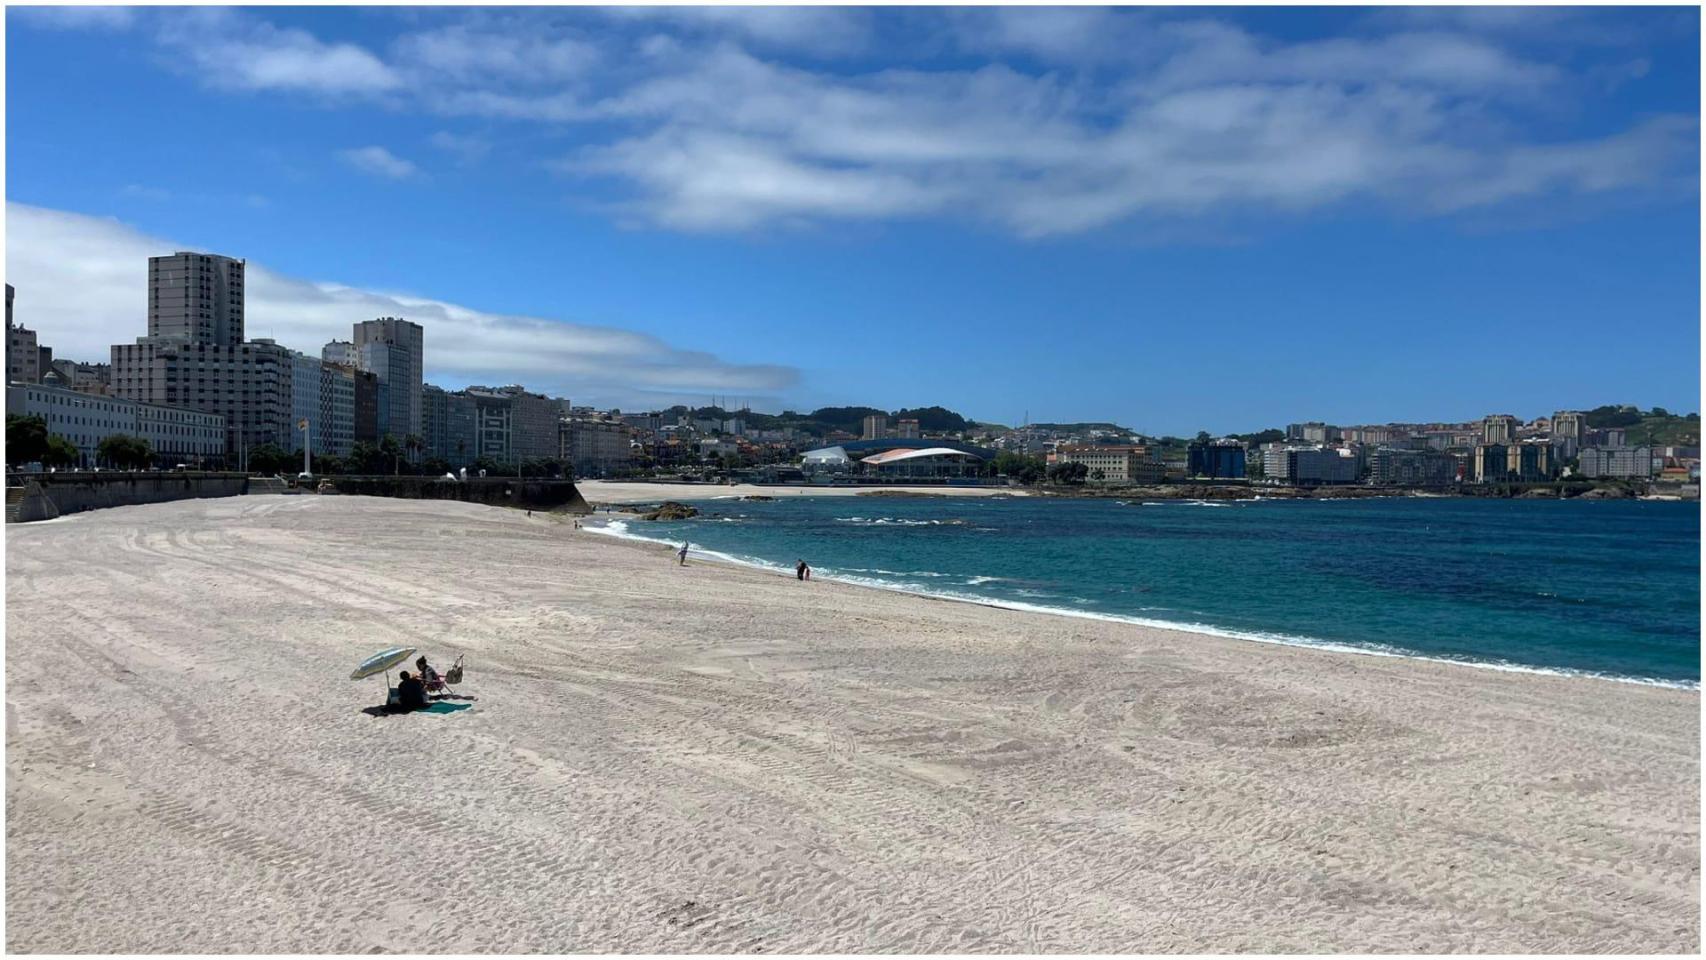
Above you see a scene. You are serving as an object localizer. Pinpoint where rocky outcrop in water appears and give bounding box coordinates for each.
[639,501,700,520]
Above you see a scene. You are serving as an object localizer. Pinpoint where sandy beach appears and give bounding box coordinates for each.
[5,495,1698,952]
[576,479,1027,504]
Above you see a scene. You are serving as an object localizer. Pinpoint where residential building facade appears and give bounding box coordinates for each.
[1369,448,1460,486]
[352,317,424,439]
[111,337,294,459]
[8,382,224,468]
[1187,439,1247,479]
[1051,445,1167,483]
[1579,446,1656,479]
[560,416,635,478]
[148,251,245,346]
[1288,447,1360,485]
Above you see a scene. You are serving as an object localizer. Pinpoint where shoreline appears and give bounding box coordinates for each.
[575,479,1030,504]
[577,478,1699,505]
[581,515,1700,692]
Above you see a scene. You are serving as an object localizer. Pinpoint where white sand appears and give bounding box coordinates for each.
[577,479,1027,504]
[5,496,1698,952]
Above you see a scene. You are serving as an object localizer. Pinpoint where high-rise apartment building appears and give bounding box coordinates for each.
[319,363,356,457]
[560,416,635,478]
[896,418,921,439]
[1187,439,1248,479]
[352,317,423,439]
[112,337,294,457]
[1286,422,1333,443]
[1287,447,1359,485]
[466,385,558,463]
[1579,446,1656,479]
[287,351,321,455]
[148,252,245,346]
[1551,410,1585,461]
[6,283,47,388]
[1481,414,1518,445]
[322,340,358,367]
[862,415,889,440]
[421,384,478,467]
[1369,448,1459,486]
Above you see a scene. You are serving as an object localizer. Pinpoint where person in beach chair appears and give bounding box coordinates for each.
[417,654,466,698]
[416,656,444,693]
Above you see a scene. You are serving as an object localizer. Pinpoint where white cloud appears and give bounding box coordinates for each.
[4,203,798,407]
[11,6,136,30]
[562,42,1695,237]
[339,146,420,180]
[25,7,1696,238]
[599,7,873,58]
[153,9,400,95]
[391,22,600,85]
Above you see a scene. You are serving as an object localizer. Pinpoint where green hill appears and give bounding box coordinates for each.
[1584,406,1699,447]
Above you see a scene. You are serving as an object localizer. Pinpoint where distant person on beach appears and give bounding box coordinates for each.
[396,671,427,711]
[796,559,807,580]
[678,542,689,566]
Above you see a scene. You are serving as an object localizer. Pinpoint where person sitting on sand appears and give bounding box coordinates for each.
[396,671,428,711]
[415,656,442,688]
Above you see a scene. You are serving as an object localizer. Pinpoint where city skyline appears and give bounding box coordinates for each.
[6,6,1701,433]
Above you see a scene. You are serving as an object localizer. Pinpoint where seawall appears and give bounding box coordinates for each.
[7,472,252,522]
[315,476,592,514]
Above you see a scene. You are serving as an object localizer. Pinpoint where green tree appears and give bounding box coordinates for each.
[348,441,385,474]
[1090,468,1107,482]
[379,434,403,475]
[404,433,423,466]
[97,433,152,470]
[1047,461,1089,485]
[246,443,290,475]
[43,434,81,469]
[420,456,452,476]
[6,414,48,467]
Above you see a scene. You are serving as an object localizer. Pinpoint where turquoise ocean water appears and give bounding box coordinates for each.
[592,495,1700,688]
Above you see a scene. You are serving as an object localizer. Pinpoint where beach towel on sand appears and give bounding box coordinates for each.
[420,701,472,715]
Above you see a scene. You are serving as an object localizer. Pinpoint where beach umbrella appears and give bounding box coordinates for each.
[351,647,416,697]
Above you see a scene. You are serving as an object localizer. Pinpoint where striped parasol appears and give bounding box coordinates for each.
[351,646,416,681]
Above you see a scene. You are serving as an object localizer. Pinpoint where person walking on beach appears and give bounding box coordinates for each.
[796,559,807,580]
[678,542,689,566]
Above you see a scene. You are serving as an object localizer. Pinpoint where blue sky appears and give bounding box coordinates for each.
[5,5,1700,433]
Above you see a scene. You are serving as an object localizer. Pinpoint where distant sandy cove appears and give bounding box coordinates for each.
[5,495,1697,952]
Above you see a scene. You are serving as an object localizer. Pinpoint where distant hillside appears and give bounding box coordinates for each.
[1584,406,1699,447]
[1027,422,1135,435]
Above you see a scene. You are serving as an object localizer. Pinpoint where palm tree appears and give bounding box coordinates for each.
[404,434,423,471]
[379,434,402,476]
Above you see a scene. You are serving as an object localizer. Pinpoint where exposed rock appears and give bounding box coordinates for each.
[639,501,700,520]
[742,495,776,502]
[1576,486,1635,500]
